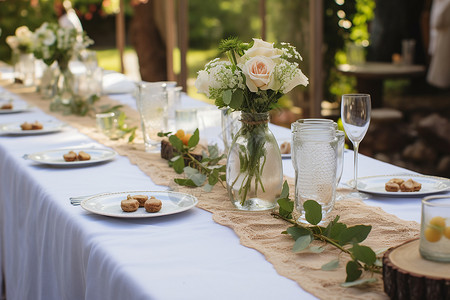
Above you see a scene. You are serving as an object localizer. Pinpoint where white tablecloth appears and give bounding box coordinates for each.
[0,80,446,300]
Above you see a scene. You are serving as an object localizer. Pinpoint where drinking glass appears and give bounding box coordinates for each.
[96,112,120,140]
[136,82,169,152]
[341,94,371,192]
[419,195,450,262]
[291,120,338,223]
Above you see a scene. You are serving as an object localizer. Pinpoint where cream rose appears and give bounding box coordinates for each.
[244,38,282,59]
[282,69,309,94]
[241,56,276,92]
[195,70,210,97]
[6,36,19,49]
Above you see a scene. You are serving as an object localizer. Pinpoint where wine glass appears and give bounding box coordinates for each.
[341,94,371,193]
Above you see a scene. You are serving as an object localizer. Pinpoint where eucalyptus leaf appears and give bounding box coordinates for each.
[208,145,219,159]
[188,129,200,148]
[174,178,196,187]
[229,88,244,110]
[208,169,219,185]
[184,166,199,176]
[280,181,289,199]
[292,235,312,252]
[169,135,184,152]
[278,198,294,217]
[323,215,340,236]
[345,261,362,282]
[187,172,207,186]
[321,259,340,271]
[172,157,185,174]
[309,246,325,253]
[328,222,347,240]
[350,244,376,265]
[287,226,311,240]
[338,225,372,245]
[303,200,322,225]
[203,183,214,192]
[223,89,232,105]
[341,278,377,287]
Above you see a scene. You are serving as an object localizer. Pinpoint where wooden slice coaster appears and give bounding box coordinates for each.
[383,238,450,300]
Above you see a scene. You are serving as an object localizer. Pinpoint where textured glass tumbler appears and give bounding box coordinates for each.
[292,123,338,223]
[419,195,450,262]
[136,82,168,152]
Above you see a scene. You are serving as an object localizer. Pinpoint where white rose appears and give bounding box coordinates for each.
[244,38,281,59]
[241,56,276,92]
[6,36,19,49]
[42,30,56,46]
[15,26,31,38]
[195,70,210,97]
[282,69,309,94]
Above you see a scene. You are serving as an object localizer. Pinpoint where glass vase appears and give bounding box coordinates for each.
[39,62,59,99]
[51,63,74,114]
[15,52,35,87]
[226,112,283,211]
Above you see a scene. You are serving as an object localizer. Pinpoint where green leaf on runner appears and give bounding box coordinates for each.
[341,278,377,287]
[172,156,185,174]
[345,260,362,282]
[321,259,340,271]
[338,225,372,245]
[350,244,376,265]
[304,200,322,225]
[292,235,312,252]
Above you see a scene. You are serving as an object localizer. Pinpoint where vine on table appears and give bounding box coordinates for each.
[272,181,383,286]
[158,129,227,192]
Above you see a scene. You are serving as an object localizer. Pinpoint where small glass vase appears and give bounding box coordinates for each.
[51,62,74,114]
[15,52,35,87]
[39,62,59,99]
[226,112,283,211]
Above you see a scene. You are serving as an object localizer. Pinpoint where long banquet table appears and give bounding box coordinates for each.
[0,69,447,300]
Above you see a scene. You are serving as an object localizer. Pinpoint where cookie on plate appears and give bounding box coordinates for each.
[121,198,139,212]
[144,197,162,213]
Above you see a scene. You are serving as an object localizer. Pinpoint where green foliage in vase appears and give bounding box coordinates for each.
[158,129,227,192]
[273,181,382,286]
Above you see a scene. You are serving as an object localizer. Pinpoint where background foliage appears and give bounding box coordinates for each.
[0,0,374,104]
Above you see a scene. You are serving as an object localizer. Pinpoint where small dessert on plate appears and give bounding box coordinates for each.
[129,194,149,207]
[20,121,43,130]
[144,197,162,213]
[121,198,139,212]
[385,178,421,192]
[77,151,91,161]
[63,151,91,162]
[1,103,13,110]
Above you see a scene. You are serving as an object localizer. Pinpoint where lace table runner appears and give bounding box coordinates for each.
[2,81,420,299]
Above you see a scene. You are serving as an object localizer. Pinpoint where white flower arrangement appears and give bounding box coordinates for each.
[195,38,308,114]
[33,22,93,69]
[6,26,35,53]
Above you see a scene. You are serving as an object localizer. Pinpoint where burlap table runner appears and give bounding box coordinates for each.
[1,80,420,299]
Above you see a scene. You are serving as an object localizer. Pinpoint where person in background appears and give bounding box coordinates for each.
[427,0,450,88]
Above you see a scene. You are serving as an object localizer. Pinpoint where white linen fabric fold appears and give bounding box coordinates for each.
[102,71,136,94]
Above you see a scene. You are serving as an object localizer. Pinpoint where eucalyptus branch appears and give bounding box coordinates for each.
[273,181,383,286]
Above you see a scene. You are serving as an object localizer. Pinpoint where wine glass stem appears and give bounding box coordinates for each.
[353,142,360,189]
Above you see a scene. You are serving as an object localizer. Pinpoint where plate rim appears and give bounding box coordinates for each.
[347,173,450,196]
[80,190,199,218]
[26,147,117,166]
[0,120,65,134]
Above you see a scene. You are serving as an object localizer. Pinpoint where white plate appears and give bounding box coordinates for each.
[0,120,65,135]
[348,174,450,196]
[80,190,198,218]
[0,102,32,114]
[24,148,117,166]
